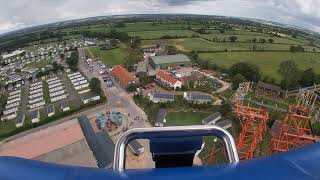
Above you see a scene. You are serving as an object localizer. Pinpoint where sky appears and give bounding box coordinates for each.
[0,0,320,34]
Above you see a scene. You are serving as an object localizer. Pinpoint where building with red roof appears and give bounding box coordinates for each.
[112,65,136,88]
[156,71,182,90]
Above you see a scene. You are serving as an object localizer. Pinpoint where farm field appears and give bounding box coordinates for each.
[61,22,203,33]
[166,111,210,126]
[200,34,306,45]
[199,51,320,82]
[128,30,196,39]
[87,45,128,65]
[142,38,319,52]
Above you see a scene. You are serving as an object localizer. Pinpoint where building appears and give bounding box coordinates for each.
[47,104,55,117]
[60,100,70,112]
[30,110,40,123]
[112,65,136,88]
[201,112,222,125]
[78,116,115,168]
[255,81,285,97]
[136,61,147,75]
[0,120,97,168]
[81,93,101,104]
[150,92,174,103]
[184,92,212,104]
[155,109,167,127]
[156,71,182,90]
[128,140,144,156]
[215,119,232,130]
[15,112,25,128]
[149,54,192,69]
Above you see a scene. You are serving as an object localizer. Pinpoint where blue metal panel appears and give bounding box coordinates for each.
[0,143,320,180]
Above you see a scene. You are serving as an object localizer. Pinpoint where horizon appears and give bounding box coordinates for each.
[0,13,317,36]
[0,0,319,35]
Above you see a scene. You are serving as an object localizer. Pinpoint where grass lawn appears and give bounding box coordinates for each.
[166,111,210,126]
[199,51,320,83]
[26,60,51,69]
[0,121,16,137]
[42,81,50,103]
[142,38,319,52]
[87,44,128,65]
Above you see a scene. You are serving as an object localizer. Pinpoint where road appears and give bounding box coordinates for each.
[78,48,149,129]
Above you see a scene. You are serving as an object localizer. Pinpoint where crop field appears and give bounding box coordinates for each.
[166,111,210,126]
[87,44,128,65]
[199,52,320,82]
[142,38,319,52]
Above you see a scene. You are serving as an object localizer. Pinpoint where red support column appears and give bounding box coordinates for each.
[272,106,315,153]
[234,105,269,160]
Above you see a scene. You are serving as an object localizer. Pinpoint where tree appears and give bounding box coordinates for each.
[229,36,238,42]
[130,36,141,49]
[232,73,247,89]
[229,62,261,82]
[279,61,300,90]
[252,38,257,43]
[66,51,79,71]
[89,78,102,94]
[268,38,274,43]
[219,29,225,33]
[126,84,138,93]
[52,62,63,72]
[259,38,266,43]
[299,68,320,87]
[279,60,298,77]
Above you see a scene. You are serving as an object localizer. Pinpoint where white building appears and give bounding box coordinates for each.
[30,110,40,123]
[29,101,45,109]
[156,71,182,90]
[81,94,101,104]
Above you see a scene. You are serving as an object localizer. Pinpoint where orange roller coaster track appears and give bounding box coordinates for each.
[234,105,269,160]
[272,106,316,153]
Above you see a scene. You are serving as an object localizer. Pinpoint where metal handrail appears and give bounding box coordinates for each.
[113,125,239,172]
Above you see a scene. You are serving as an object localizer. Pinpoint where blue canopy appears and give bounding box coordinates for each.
[0,143,319,180]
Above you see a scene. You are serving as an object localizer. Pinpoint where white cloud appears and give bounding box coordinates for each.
[0,0,319,34]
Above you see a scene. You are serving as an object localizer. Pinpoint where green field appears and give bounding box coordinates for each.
[87,45,128,65]
[200,33,305,45]
[61,22,203,33]
[199,51,320,82]
[166,111,210,126]
[142,38,319,52]
[128,30,197,39]
[26,60,51,69]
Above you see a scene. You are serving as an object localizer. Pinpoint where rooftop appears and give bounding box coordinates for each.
[78,115,115,168]
[157,71,180,85]
[257,81,284,92]
[136,61,147,73]
[190,93,212,101]
[112,65,135,87]
[47,104,55,114]
[156,109,167,123]
[30,110,39,119]
[202,112,222,124]
[153,92,174,100]
[150,54,191,65]
[0,120,85,159]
